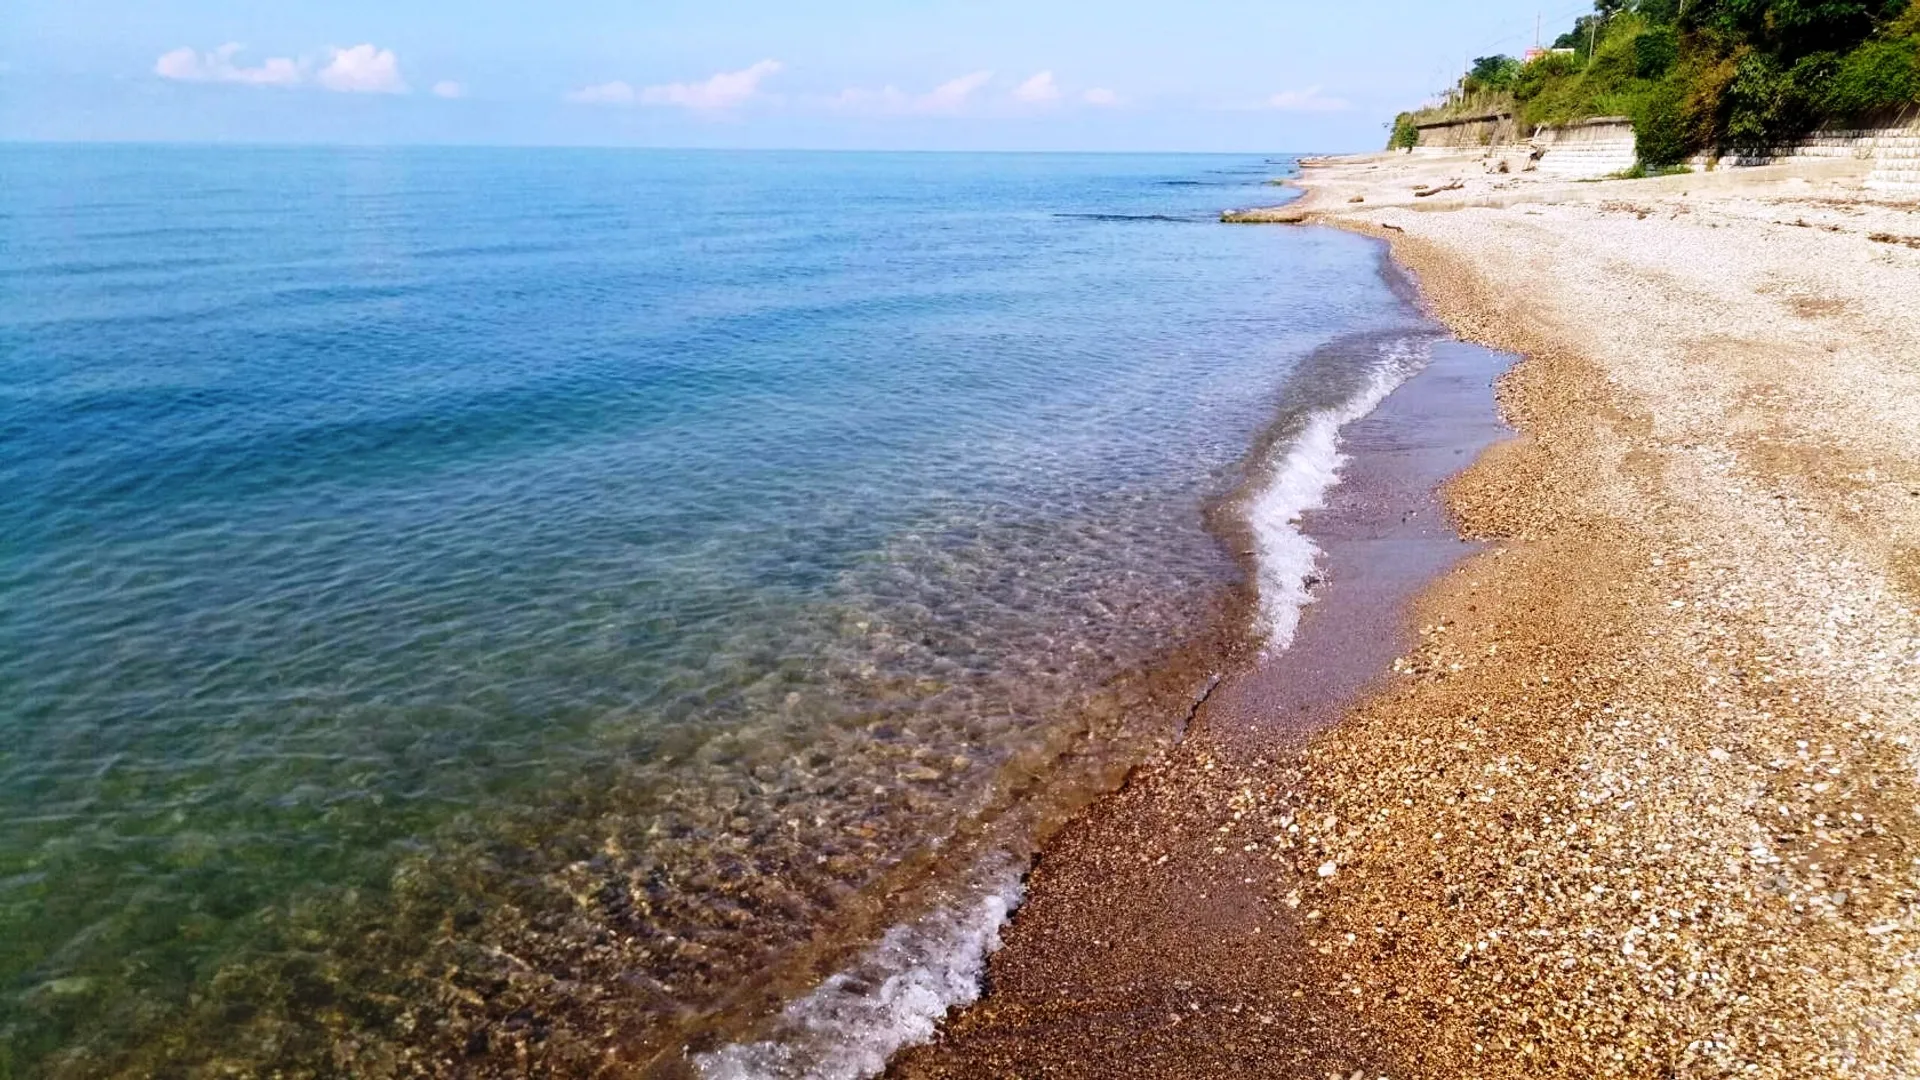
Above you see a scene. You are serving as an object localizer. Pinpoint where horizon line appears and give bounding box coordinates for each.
[0,136,1368,156]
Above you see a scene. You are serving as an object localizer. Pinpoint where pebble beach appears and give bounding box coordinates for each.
[895,152,1920,1077]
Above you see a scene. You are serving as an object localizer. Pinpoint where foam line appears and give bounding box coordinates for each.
[693,859,1025,1080]
[1248,337,1431,650]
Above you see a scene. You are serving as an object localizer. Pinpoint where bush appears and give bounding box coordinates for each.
[1635,28,1680,78]
[1636,0,1684,23]
[1634,77,1694,164]
[1669,49,1736,150]
[1823,36,1920,116]
[1894,2,1920,38]
[1703,0,1907,55]
[1513,51,1579,103]
[1388,113,1421,151]
[1770,0,1907,54]
[1720,49,1836,150]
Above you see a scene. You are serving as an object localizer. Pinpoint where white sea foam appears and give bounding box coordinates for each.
[692,859,1025,1080]
[1249,337,1431,650]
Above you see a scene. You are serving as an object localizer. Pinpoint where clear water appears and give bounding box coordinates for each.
[0,146,1426,1076]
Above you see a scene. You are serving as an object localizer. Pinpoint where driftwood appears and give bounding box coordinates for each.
[1413,178,1466,198]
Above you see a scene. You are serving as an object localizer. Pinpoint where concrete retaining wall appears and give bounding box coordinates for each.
[1413,112,1517,151]
[1867,127,1920,193]
[1531,117,1638,179]
[1405,109,1920,194]
[1708,117,1920,194]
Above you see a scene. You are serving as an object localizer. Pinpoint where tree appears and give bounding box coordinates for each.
[1695,0,1910,54]
[1634,0,1685,24]
[1466,54,1523,92]
[1555,15,1607,59]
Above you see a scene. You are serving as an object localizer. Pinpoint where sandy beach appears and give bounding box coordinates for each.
[894,153,1920,1077]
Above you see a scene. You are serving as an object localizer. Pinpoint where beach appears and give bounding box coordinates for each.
[895,153,1920,1076]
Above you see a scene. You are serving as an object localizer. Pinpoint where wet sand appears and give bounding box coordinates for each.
[897,153,1920,1077]
[890,323,1518,1079]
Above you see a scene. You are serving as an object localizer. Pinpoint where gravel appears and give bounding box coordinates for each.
[900,152,1920,1079]
[1267,151,1920,1078]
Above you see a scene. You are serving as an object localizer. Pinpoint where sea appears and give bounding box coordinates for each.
[0,146,1437,1078]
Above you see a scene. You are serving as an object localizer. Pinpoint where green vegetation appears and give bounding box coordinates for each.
[1604,161,1694,179]
[1465,54,1524,93]
[1389,112,1421,150]
[1388,0,1920,163]
[1381,89,1518,151]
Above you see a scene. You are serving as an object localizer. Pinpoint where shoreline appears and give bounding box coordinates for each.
[689,236,1475,1078]
[897,152,1920,1075]
[888,237,1520,1078]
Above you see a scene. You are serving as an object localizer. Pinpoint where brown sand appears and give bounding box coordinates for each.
[894,154,1920,1078]
[887,327,1517,1080]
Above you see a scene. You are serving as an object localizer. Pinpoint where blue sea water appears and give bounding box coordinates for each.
[0,146,1427,1076]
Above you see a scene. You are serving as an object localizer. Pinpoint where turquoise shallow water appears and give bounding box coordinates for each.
[0,147,1425,1075]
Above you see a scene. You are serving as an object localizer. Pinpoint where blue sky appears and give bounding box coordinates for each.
[0,0,1589,151]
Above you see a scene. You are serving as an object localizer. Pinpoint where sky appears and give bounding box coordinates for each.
[0,0,1596,152]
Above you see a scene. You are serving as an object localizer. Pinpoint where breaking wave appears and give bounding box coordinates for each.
[1248,337,1431,649]
[693,858,1026,1080]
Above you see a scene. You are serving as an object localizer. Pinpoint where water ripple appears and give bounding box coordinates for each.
[0,145,1417,1078]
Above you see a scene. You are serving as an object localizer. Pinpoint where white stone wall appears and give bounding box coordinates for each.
[1709,122,1920,194]
[1532,118,1638,180]
[1399,114,1918,194]
[1864,128,1920,194]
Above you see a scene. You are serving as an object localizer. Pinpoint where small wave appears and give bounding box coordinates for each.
[1248,337,1430,650]
[693,858,1025,1080]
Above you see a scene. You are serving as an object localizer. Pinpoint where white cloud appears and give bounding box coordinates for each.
[155,42,412,95]
[829,85,912,112]
[317,44,407,94]
[1012,71,1060,104]
[1265,86,1351,112]
[837,70,1111,117]
[432,80,466,99]
[640,60,782,110]
[829,72,991,116]
[153,44,302,87]
[567,80,637,105]
[921,71,993,113]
